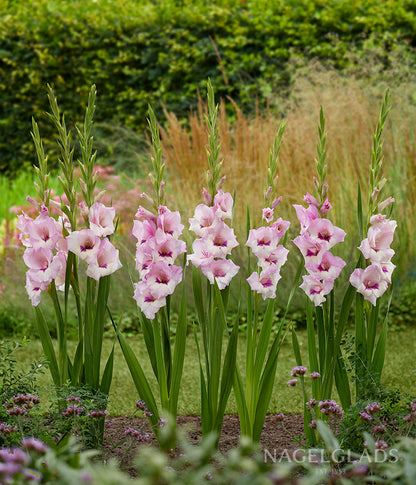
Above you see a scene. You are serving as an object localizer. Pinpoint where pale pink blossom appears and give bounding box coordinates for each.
[25,273,48,306]
[349,265,388,306]
[258,245,289,270]
[54,250,68,288]
[270,218,291,240]
[144,261,183,299]
[189,204,217,237]
[247,266,281,300]
[28,209,61,250]
[132,219,157,245]
[263,207,274,223]
[200,259,240,290]
[377,261,396,284]
[88,201,115,237]
[157,206,184,238]
[66,229,101,264]
[305,251,346,280]
[150,233,187,265]
[187,239,214,268]
[23,247,62,283]
[307,218,346,250]
[133,282,166,320]
[203,222,239,258]
[213,190,233,220]
[86,238,122,281]
[292,233,325,263]
[293,204,319,232]
[246,226,280,258]
[299,275,335,306]
[16,212,34,248]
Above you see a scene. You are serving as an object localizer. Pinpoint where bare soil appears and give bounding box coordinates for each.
[101,414,305,471]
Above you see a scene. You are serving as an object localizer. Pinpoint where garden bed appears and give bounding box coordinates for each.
[102,413,305,471]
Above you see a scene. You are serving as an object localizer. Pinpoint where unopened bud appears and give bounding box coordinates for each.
[322,181,328,199]
[378,197,395,212]
[217,176,226,191]
[140,192,153,204]
[202,187,212,205]
[265,186,272,199]
[26,196,40,211]
[272,196,282,209]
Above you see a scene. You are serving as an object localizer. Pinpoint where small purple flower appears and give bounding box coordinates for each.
[86,410,109,419]
[360,411,372,422]
[66,396,81,403]
[7,407,27,416]
[308,419,317,429]
[290,366,308,377]
[274,413,285,422]
[309,371,321,380]
[158,418,167,427]
[372,425,385,434]
[306,398,318,410]
[365,402,381,414]
[136,400,147,411]
[21,438,48,454]
[62,405,84,417]
[287,379,298,387]
[375,439,388,450]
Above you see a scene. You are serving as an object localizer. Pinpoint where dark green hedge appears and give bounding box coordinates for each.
[1,0,415,175]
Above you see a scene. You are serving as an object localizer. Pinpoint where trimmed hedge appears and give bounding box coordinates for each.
[1,0,415,175]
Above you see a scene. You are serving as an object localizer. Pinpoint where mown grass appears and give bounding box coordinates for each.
[15,327,416,417]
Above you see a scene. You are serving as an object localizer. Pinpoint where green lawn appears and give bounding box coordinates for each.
[15,327,416,417]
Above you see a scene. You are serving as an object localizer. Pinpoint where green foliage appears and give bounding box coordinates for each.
[1,0,416,175]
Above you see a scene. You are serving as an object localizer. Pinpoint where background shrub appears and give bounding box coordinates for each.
[1,0,416,175]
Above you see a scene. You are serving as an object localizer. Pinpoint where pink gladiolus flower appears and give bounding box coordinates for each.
[203,221,239,258]
[189,204,217,237]
[358,224,396,263]
[200,259,240,290]
[27,209,61,251]
[293,204,319,232]
[263,207,274,223]
[86,238,122,280]
[349,265,388,306]
[305,251,346,280]
[299,275,334,306]
[247,266,281,300]
[157,206,184,238]
[246,226,280,258]
[307,218,346,250]
[66,229,101,264]
[270,218,291,240]
[187,238,214,268]
[144,261,183,299]
[23,247,62,283]
[16,212,33,247]
[213,190,233,220]
[292,234,325,262]
[258,245,289,270]
[88,201,115,237]
[25,273,48,307]
[377,261,396,284]
[150,233,187,265]
[132,219,157,245]
[53,250,68,288]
